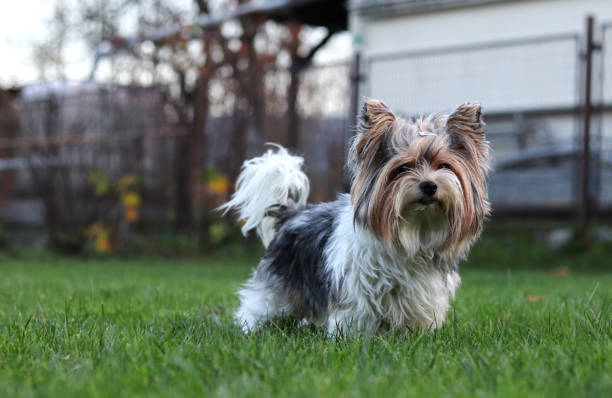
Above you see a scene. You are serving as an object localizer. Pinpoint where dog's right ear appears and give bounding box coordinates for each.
[354,99,396,163]
[358,99,395,134]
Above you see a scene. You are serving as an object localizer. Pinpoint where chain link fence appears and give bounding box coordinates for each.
[598,22,612,210]
[0,84,179,243]
[366,33,585,215]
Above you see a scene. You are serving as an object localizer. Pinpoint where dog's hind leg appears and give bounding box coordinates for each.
[234,267,292,333]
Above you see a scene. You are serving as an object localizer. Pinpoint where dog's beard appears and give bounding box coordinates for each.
[395,187,452,256]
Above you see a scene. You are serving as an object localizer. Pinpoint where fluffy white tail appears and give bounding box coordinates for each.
[219,145,310,247]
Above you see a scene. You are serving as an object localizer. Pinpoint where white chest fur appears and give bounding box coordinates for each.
[325,204,461,332]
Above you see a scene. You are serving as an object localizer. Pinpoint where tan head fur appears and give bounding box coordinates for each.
[348,99,490,258]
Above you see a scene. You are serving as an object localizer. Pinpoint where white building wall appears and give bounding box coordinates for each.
[366,37,579,114]
[360,0,612,57]
[357,0,612,115]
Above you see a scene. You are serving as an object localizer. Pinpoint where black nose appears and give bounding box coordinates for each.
[419,181,437,196]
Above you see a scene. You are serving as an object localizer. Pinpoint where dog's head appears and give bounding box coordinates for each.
[348,99,490,257]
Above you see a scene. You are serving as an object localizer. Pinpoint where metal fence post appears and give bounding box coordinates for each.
[344,51,363,191]
[579,15,601,232]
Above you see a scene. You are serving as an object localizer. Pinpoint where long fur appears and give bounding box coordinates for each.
[218,144,310,248]
[223,100,490,335]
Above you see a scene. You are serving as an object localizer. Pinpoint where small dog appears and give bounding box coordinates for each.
[221,99,490,335]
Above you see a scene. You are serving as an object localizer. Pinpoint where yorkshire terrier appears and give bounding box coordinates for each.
[221,99,490,335]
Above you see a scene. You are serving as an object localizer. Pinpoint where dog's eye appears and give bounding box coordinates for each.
[437,163,451,170]
[397,164,411,174]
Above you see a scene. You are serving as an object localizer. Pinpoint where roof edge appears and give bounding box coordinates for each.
[351,0,528,19]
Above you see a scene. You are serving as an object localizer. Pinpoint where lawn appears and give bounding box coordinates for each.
[0,248,610,397]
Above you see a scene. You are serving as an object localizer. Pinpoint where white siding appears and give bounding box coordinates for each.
[367,37,578,114]
[360,0,612,57]
[357,0,612,114]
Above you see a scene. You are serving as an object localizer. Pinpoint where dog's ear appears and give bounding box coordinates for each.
[354,99,396,162]
[446,103,488,160]
[358,99,395,135]
[358,99,395,131]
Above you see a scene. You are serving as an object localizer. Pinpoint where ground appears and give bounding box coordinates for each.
[0,245,610,397]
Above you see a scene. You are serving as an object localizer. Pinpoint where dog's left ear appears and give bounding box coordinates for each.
[446,103,488,160]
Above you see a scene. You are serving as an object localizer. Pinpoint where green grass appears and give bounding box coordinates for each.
[0,250,610,397]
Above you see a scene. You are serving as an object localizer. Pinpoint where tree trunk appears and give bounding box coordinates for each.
[190,75,208,234]
[243,20,266,146]
[286,65,300,150]
[174,132,192,231]
[173,70,192,231]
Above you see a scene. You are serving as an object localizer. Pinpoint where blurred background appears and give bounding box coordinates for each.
[0,0,611,257]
